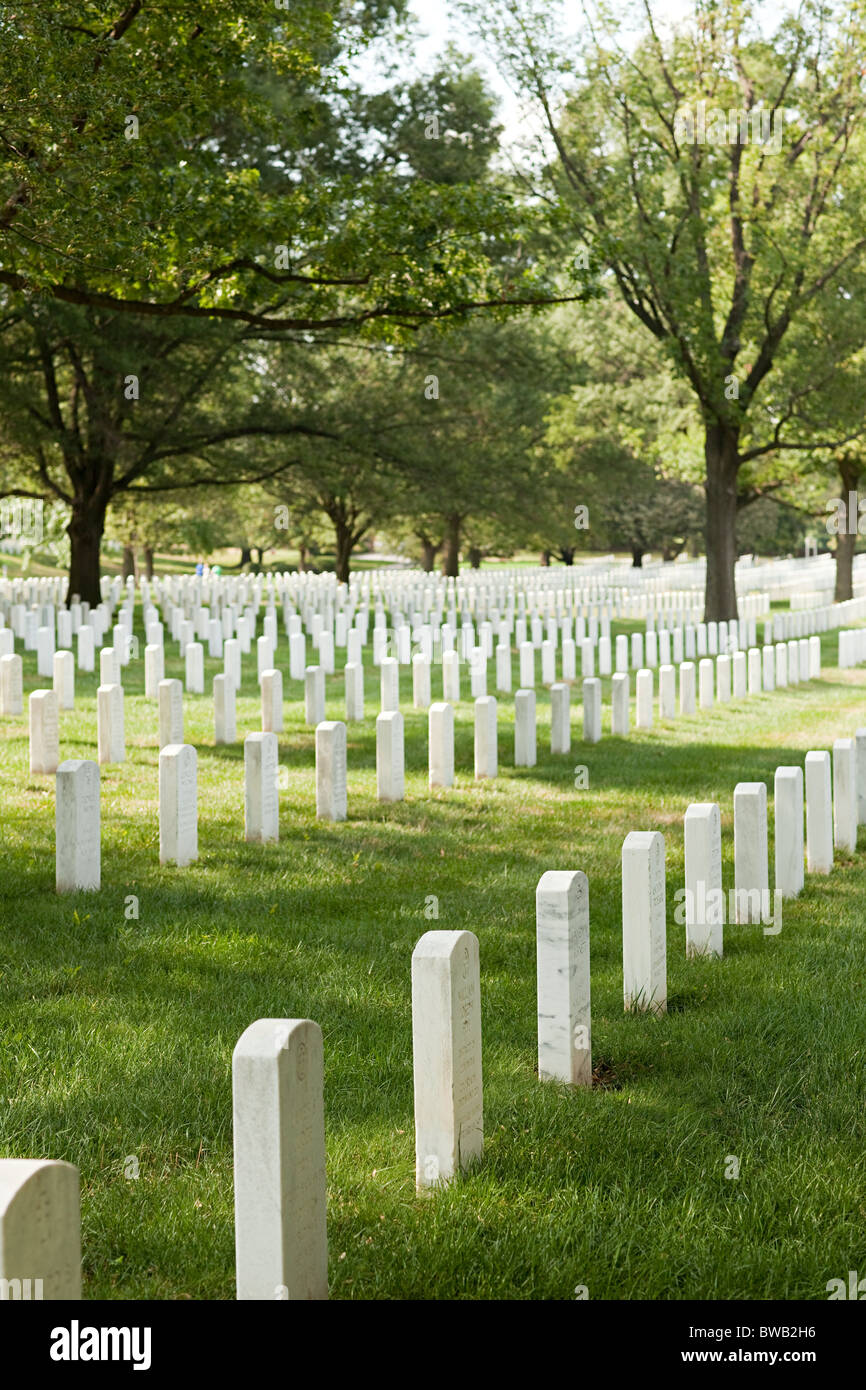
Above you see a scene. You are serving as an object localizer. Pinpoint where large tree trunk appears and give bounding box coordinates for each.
[834,458,860,602]
[334,520,353,583]
[66,499,107,606]
[122,545,136,581]
[298,542,309,572]
[143,545,155,580]
[631,544,644,568]
[239,546,252,568]
[442,514,461,578]
[419,537,440,572]
[834,527,856,602]
[539,550,550,567]
[467,546,482,569]
[704,423,740,621]
[558,547,575,565]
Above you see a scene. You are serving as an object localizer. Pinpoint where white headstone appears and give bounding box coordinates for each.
[96,683,124,765]
[316,721,347,822]
[29,689,60,775]
[582,677,601,743]
[53,649,75,710]
[774,766,804,898]
[0,653,22,715]
[622,831,666,1015]
[76,628,93,675]
[716,653,731,702]
[519,641,535,688]
[658,664,675,720]
[683,802,723,957]
[549,682,570,754]
[474,695,497,779]
[413,653,432,709]
[244,732,279,843]
[185,640,204,694]
[159,744,198,866]
[611,672,629,736]
[747,647,762,695]
[733,781,769,923]
[305,665,325,726]
[344,661,364,721]
[158,678,183,749]
[144,643,164,699]
[855,727,866,826]
[214,674,236,745]
[55,760,100,892]
[380,656,399,712]
[261,669,284,734]
[495,643,512,693]
[536,870,591,1087]
[679,661,696,714]
[698,657,714,709]
[428,702,455,789]
[0,1159,81,1299]
[833,737,857,854]
[442,649,460,703]
[514,688,537,767]
[411,930,483,1189]
[805,750,833,873]
[232,1019,328,1301]
[376,710,405,802]
[636,668,653,729]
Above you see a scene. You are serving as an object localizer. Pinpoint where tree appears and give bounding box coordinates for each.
[468,0,866,617]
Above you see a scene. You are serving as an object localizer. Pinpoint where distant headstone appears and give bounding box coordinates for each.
[679,661,696,714]
[411,930,483,1189]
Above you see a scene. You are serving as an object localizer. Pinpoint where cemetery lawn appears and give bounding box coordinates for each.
[2,623,865,1300]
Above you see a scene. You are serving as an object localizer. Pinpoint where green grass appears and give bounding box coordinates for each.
[1,619,865,1300]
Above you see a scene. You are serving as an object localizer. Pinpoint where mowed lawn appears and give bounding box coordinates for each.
[1,617,865,1300]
